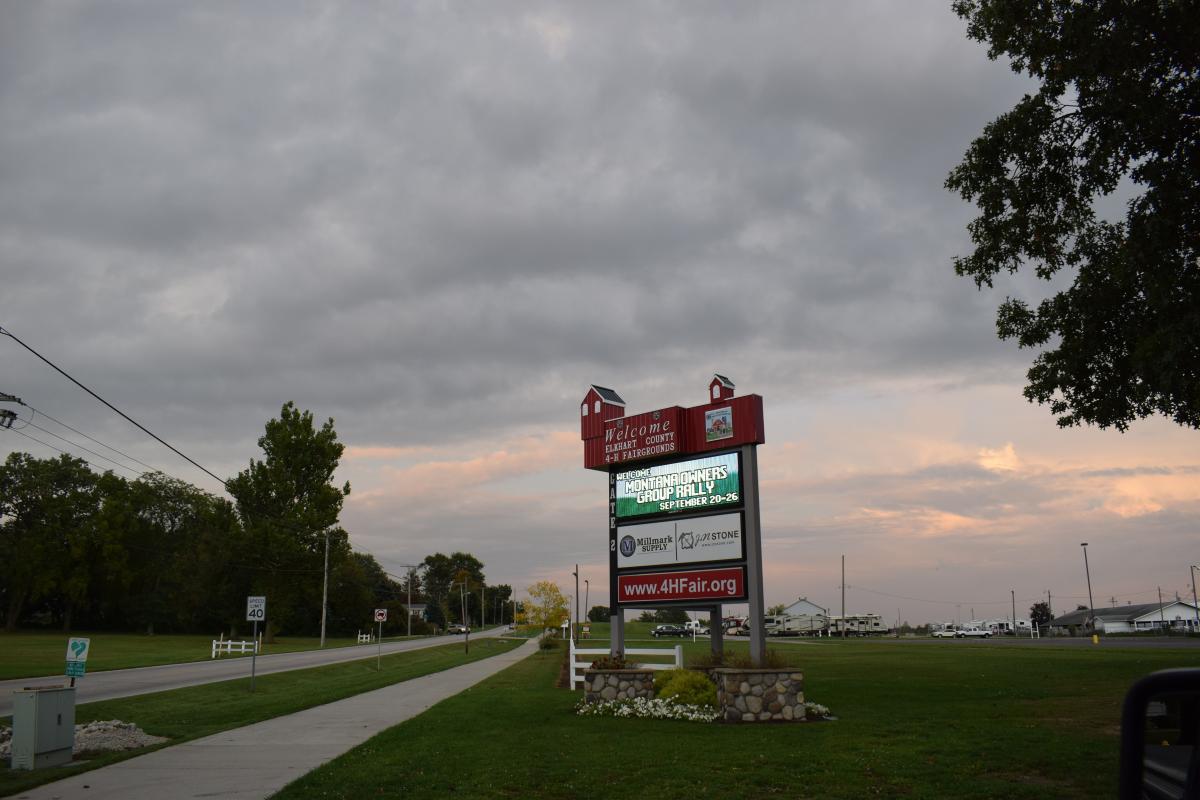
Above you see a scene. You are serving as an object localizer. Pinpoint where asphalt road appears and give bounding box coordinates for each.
[0,628,511,717]
[767,635,1200,650]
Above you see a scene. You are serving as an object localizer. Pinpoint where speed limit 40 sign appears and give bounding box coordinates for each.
[246,596,266,622]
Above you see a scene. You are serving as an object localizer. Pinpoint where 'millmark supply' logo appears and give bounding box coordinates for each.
[619,536,636,557]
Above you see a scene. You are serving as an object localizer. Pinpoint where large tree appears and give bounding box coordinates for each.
[1029,601,1053,630]
[421,552,485,627]
[0,453,101,631]
[227,402,351,636]
[523,580,569,630]
[946,1,1199,430]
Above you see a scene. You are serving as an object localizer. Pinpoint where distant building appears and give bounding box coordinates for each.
[1048,600,1198,635]
[783,597,828,617]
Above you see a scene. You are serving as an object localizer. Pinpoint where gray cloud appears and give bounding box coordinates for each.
[6,3,1193,619]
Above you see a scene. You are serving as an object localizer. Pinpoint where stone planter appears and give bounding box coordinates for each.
[583,669,656,703]
[711,668,804,722]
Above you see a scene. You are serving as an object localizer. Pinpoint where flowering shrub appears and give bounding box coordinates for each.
[575,696,720,723]
[588,655,628,670]
[654,669,717,707]
[804,701,832,719]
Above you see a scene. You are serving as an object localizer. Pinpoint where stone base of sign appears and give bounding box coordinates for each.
[712,668,805,722]
[583,669,656,703]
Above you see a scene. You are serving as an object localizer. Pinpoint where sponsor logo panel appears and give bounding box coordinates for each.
[616,512,743,569]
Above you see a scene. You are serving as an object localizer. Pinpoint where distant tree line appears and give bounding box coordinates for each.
[0,402,511,637]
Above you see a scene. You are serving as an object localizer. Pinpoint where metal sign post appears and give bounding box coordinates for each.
[374,608,387,670]
[246,596,266,692]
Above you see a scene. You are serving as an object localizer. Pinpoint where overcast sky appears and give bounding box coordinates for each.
[2,2,1196,626]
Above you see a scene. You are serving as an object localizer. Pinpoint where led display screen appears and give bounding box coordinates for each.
[614,451,741,519]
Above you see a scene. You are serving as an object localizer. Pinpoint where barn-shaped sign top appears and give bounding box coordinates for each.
[580,374,764,470]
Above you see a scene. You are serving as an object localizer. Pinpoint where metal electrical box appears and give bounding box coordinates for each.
[10,686,75,770]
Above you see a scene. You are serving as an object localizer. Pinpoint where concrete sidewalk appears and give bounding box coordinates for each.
[13,638,538,800]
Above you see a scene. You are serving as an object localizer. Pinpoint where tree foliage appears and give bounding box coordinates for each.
[1029,601,1053,629]
[226,402,351,636]
[524,580,569,629]
[946,1,1199,430]
[0,453,100,631]
[587,605,611,622]
[422,552,485,626]
[0,407,500,639]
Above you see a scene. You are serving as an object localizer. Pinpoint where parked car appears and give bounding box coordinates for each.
[931,629,957,638]
[955,628,991,638]
[650,624,688,638]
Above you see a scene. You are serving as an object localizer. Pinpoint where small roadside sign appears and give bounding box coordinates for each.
[65,637,90,682]
[246,596,266,622]
[66,637,90,663]
[374,608,388,622]
[246,596,266,692]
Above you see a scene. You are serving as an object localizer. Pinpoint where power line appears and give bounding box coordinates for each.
[2,427,141,477]
[25,419,149,476]
[0,324,226,486]
[28,405,163,473]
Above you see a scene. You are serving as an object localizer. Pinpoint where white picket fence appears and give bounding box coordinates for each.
[357,632,373,644]
[211,637,260,658]
[568,639,683,690]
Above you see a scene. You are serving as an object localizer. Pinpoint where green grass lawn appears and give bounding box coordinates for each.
[0,638,521,799]
[274,639,1199,799]
[0,630,436,679]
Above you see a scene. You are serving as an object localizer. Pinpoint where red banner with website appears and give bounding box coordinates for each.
[617,566,746,604]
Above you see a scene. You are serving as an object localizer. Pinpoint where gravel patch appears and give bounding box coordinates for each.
[0,720,168,758]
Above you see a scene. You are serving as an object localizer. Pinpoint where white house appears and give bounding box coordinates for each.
[1049,600,1199,634]
[783,597,828,617]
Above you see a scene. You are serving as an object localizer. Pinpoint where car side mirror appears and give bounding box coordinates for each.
[1120,668,1200,799]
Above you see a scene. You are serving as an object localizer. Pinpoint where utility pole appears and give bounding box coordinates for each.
[1158,587,1166,632]
[841,555,846,640]
[0,392,23,429]
[481,585,486,629]
[319,530,330,648]
[572,564,580,645]
[461,581,469,653]
[1011,589,1016,636]
[1080,542,1095,631]
[584,579,589,624]
[1047,590,1053,618]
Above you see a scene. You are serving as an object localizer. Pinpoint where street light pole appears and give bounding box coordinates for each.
[320,530,330,648]
[1081,543,1096,631]
[1191,565,1199,633]
[584,579,589,624]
